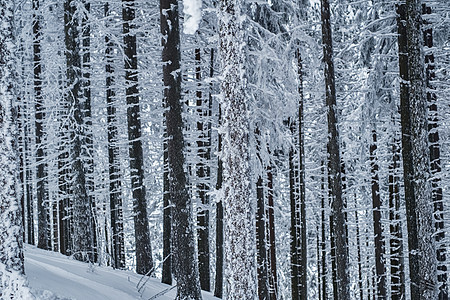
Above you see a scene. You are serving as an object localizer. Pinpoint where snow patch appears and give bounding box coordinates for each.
[183,0,202,34]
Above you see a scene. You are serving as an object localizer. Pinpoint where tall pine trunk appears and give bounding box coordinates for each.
[33,0,49,251]
[105,3,125,270]
[0,1,32,296]
[398,0,438,298]
[219,0,256,296]
[122,0,153,275]
[320,0,350,298]
[64,0,94,263]
[196,48,211,292]
[160,0,202,297]
[423,5,447,299]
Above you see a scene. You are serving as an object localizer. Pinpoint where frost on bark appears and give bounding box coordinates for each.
[160,0,202,296]
[0,1,33,297]
[398,0,438,298]
[105,2,125,270]
[423,5,447,299]
[33,0,50,251]
[290,49,307,300]
[219,0,257,297]
[122,0,153,275]
[320,0,350,299]
[64,0,95,263]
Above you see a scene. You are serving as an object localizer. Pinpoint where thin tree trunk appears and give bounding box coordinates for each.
[162,124,172,283]
[266,165,277,299]
[320,0,350,299]
[196,48,211,292]
[369,130,386,299]
[160,0,201,296]
[423,5,447,299]
[256,128,269,300]
[64,0,94,263]
[122,0,153,275]
[388,123,405,300]
[105,2,125,270]
[33,0,49,251]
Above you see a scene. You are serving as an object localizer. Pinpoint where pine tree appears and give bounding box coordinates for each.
[122,0,153,275]
[219,0,257,296]
[320,0,350,298]
[64,0,94,263]
[0,0,33,296]
[160,0,202,297]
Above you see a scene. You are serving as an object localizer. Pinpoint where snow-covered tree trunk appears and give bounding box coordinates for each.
[0,0,33,297]
[122,0,153,275]
[104,2,125,270]
[160,0,202,297]
[219,0,256,297]
[63,0,94,263]
[320,0,350,298]
[400,0,438,298]
[33,0,50,251]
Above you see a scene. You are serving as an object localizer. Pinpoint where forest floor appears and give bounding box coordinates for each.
[24,245,217,300]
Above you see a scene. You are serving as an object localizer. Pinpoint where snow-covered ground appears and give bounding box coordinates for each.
[24,245,218,300]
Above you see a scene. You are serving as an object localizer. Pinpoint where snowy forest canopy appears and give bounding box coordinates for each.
[0,0,450,299]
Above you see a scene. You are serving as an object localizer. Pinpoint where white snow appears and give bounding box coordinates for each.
[24,245,218,300]
[183,0,202,34]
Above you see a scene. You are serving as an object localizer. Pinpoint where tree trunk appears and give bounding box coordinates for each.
[369,130,386,299]
[196,48,211,292]
[64,0,94,263]
[219,0,256,296]
[214,94,224,299]
[0,1,31,295]
[388,124,405,300]
[320,0,350,299]
[398,0,437,298]
[160,0,202,297]
[256,128,269,300]
[122,0,153,275]
[423,5,447,299]
[33,0,50,251]
[105,2,125,270]
[266,165,277,299]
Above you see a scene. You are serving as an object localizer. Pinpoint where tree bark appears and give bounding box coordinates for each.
[33,0,50,251]
[196,48,211,292]
[122,0,153,275]
[105,2,125,270]
[219,0,256,296]
[320,0,350,298]
[423,5,447,299]
[64,0,94,263]
[398,0,438,298]
[160,0,202,296]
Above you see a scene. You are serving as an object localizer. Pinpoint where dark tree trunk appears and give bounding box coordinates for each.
[195,48,211,292]
[256,128,269,300]
[399,1,437,298]
[160,0,201,296]
[355,209,364,300]
[214,88,224,299]
[266,165,277,299]
[105,3,125,270]
[162,125,172,284]
[33,0,49,251]
[423,5,447,299]
[81,1,97,262]
[64,0,94,263]
[320,162,327,300]
[289,48,307,300]
[369,130,386,299]
[122,0,153,275]
[320,0,350,299]
[388,125,405,300]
